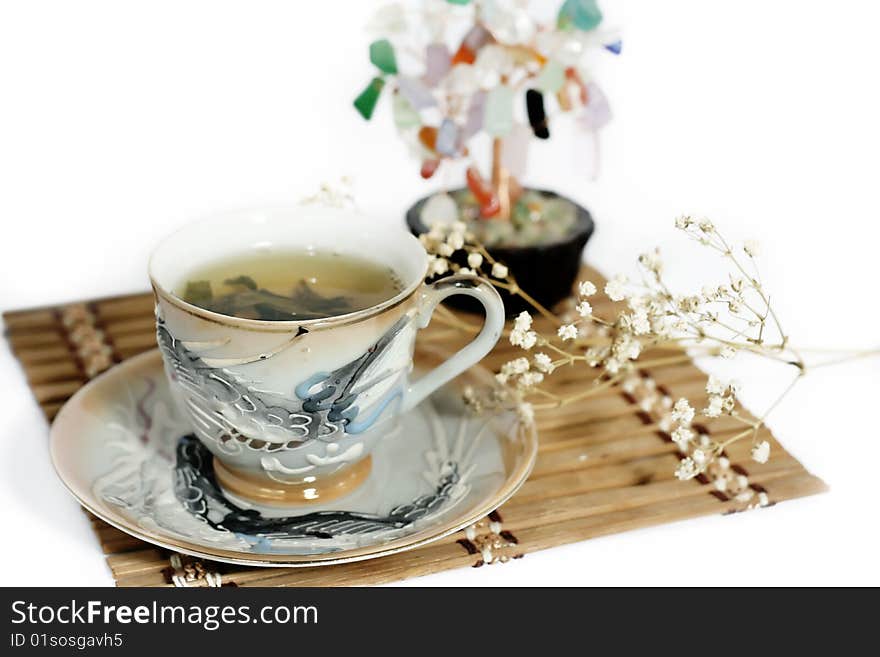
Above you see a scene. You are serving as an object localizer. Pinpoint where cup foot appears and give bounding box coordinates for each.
[213,456,373,506]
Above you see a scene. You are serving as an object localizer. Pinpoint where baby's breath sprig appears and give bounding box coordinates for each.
[421,216,879,488]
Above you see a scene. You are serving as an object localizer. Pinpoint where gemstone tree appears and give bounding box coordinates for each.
[354,0,619,226]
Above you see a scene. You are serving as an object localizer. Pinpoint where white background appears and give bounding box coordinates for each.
[1,0,877,586]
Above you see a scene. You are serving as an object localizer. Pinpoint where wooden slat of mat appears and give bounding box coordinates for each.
[3,267,827,587]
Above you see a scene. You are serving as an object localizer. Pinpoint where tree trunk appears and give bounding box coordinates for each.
[491,137,511,221]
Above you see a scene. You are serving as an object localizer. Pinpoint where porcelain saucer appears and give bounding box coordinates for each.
[50,349,537,567]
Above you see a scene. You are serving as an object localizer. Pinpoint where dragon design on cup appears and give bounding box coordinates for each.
[156,315,411,455]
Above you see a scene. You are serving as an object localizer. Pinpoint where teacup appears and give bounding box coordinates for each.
[149,206,504,505]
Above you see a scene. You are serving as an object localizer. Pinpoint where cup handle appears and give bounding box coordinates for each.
[400,274,505,413]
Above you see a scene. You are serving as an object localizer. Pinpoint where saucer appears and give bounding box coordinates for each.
[50,349,537,567]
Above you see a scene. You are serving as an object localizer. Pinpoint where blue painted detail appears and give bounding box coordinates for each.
[295,372,331,400]
[345,387,403,435]
[339,405,359,423]
[604,40,622,55]
[235,532,272,552]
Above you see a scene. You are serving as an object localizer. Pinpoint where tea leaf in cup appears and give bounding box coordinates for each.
[183,280,213,307]
[290,280,351,314]
[223,275,258,290]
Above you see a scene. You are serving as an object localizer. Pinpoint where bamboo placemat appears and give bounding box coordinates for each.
[3,266,827,587]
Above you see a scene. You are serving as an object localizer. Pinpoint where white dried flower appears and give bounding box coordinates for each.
[751,440,770,464]
[467,252,483,269]
[427,255,449,276]
[584,347,603,367]
[706,376,725,395]
[518,331,537,350]
[630,309,650,335]
[743,240,760,257]
[604,275,628,302]
[457,267,477,277]
[446,232,464,251]
[692,449,708,465]
[491,262,508,278]
[496,357,530,385]
[509,311,538,350]
[578,280,597,297]
[758,491,770,507]
[671,426,694,450]
[714,477,728,492]
[518,371,544,389]
[736,490,754,503]
[638,248,663,274]
[513,311,532,333]
[517,402,535,424]
[533,353,554,373]
[698,219,715,233]
[604,357,621,375]
[575,301,593,317]
[675,215,693,229]
[704,395,724,418]
[557,324,578,341]
[615,335,641,360]
[437,242,454,257]
[675,458,698,481]
[671,398,695,426]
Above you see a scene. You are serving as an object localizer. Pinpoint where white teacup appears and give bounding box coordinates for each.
[149,206,504,505]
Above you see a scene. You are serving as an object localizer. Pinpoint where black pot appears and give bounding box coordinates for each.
[405,188,595,316]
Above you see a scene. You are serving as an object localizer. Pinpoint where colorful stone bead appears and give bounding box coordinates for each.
[557,84,573,111]
[484,84,514,136]
[435,118,459,156]
[421,159,440,179]
[473,44,514,88]
[369,39,398,74]
[392,92,420,130]
[566,67,589,105]
[535,60,565,94]
[557,0,603,32]
[463,90,486,138]
[466,166,496,206]
[443,63,479,95]
[453,24,491,65]
[464,23,492,50]
[536,30,585,67]
[501,123,530,178]
[418,125,438,151]
[451,43,476,66]
[604,39,622,55]
[366,4,406,35]
[525,89,549,139]
[481,0,535,45]
[579,81,612,130]
[398,76,436,109]
[479,195,501,218]
[424,43,451,86]
[353,77,385,120]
